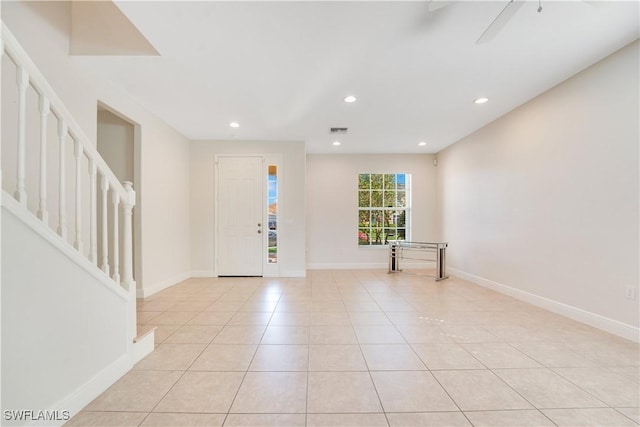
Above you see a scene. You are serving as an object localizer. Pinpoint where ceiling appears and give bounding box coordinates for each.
[72,1,639,154]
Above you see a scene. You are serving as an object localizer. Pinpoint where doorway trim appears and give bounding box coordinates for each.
[96,101,143,291]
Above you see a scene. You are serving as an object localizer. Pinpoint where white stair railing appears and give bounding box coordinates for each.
[1,24,137,341]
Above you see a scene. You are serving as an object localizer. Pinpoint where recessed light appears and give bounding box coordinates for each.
[332,141,341,146]
[474,97,489,104]
[229,121,240,128]
[344,95,357,103]
[418,141,427,146]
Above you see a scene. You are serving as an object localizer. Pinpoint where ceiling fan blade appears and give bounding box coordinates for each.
[476,0,526,44]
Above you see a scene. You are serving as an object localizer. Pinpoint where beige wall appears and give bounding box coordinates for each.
[437,41,639,336]
[97,109,134,183]
[138,122,191,294]
[306,153,439,268]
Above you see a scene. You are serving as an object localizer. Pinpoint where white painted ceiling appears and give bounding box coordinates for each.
[73,1,639,153]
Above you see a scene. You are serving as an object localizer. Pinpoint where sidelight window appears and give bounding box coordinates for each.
[268,165,278,263]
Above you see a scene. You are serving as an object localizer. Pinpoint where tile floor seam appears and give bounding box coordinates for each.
[503,371,622,413]
[446,341,491,371]
[141,325,218,417]
[77,272,638,427]
[547,366,627,409]
[357,343,392,426]
[304,309,312,427]
[471,409,559,427]
[486,366,570,414]
[523,405,633,410]
[355,273,396,427]
[613,407,640,424]
[220,312,274,425]
[508,342,589,371]
[428,368,477,426]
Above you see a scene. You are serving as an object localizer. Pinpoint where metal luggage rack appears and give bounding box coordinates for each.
[388,241,449,281]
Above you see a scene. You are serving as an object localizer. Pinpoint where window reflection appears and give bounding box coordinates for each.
[268,165,277,263]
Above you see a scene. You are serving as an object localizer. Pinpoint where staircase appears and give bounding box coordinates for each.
[1,24,153,426]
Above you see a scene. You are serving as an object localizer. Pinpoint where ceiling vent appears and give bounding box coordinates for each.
[329,127,348,134]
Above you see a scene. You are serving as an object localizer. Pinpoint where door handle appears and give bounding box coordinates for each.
[258,223,262,227]
[257,229,262,234]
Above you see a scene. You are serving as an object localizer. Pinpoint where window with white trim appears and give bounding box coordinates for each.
[358,173,410,246]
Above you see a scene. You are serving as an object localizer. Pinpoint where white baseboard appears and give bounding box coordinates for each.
[138,271,191,298]
[449,267,640,343]
[133,329,155,364]
[307,262,386,270]
[394,261,435,270]
[307,262,435,270]
[280,269,307,277]
[191,270,215,278]
[41,354,131,427]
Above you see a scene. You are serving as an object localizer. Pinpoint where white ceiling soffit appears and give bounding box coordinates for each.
[72,1,640,153]
[70,1,158,56]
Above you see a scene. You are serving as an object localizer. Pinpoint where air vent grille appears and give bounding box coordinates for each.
[329,127,348,134]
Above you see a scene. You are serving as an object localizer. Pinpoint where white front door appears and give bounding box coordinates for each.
[216,156,264,276]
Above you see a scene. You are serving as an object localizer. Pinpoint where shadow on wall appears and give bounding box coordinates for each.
[22,1,71,42]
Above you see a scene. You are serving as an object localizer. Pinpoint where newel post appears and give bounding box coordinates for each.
[121,181,137,339]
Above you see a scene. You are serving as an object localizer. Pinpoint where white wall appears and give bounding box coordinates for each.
[2,199,131,426]
[190,140,306,277]
[3,2,192,296]
[437,41,639,339]
[306,154,439,269]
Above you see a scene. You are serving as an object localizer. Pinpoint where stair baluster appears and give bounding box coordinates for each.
[101,174,110,274]
[73,138,83,253]
[57,120,68,240]
[112,191,120,284]
[37,94,50,225]
[89,160,98,264]
[15,66,28,205]
[122,181,136,337]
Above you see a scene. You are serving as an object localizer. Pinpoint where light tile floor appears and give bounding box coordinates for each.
[68,270,639,426]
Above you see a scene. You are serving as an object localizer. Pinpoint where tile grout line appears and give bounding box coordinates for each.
[354,272,394,427]
[77,274,639,427]
[142,282,260,426]
[496,343,629,425]
[220,285,275,426]
[304,290,312,427]
[548,366,626,410]
[135,292,225,426]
